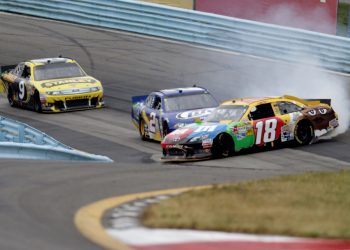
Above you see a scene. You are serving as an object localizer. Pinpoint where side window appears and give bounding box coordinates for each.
[145,95,155,108]
[277,102,302,115]
[21,65,31,79]
[250,103,275,120]
[13,63,24,76]
[152,95,162,110]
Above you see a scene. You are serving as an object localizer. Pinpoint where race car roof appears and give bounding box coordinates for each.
[157,87,208,97]
[28,58,74,66]
[221,95,312,106]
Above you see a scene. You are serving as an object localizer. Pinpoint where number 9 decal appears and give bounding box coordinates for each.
[19,80,26,100]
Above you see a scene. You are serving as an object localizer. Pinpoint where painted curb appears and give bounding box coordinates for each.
[74,186,208,250]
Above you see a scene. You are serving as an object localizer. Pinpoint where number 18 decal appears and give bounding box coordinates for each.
[255,118,279,145]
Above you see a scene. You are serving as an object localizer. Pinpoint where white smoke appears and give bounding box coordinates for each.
[226,2,350,137]
[232,60,350,137]
[263,2,335,34]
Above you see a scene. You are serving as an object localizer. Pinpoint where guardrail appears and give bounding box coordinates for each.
[0,116,112,162]
[1,0,350,73]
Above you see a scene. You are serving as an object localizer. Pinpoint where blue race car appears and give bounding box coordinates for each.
[131,87,218,141]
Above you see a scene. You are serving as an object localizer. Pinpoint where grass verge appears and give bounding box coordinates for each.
[141,170,350,239]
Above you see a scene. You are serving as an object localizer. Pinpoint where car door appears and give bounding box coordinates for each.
[9,63,25,103]
[17,64,32,104]
[274,101,303,142]
[249,102,284,146]
[143,94,163,140]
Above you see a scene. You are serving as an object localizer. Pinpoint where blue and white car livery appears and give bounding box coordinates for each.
[131,87,218,141]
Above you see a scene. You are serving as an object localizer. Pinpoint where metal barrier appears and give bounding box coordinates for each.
[1,0,350,73]
[0,116,112,162]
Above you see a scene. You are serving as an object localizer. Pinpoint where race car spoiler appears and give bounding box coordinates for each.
[132,95,148,104]
[0,65,16,74]
[305,99,331,105]
[284,95,331,106]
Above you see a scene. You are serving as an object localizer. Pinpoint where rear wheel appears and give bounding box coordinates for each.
[211,133,234,158]
[294,120,314,145]
[33,91,42,113]
[7,87,15,107]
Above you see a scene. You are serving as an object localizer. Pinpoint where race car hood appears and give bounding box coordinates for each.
[165,108,216,130]
[35,76,102,92]
[162,122,228,144]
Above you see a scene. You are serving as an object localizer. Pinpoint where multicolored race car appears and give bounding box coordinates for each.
[0,57,104,112]
[131,87,219,141]
[161,95,339,160]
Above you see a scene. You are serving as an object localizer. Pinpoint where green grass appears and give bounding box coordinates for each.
[141,170,350,239]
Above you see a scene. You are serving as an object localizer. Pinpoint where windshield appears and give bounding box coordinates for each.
[164,93,217,112]
[205,105,247,122]
[34,62,86,81]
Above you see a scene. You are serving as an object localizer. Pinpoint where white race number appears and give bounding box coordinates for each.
[149,112,157,134]
[19,81,26,100]
[255,119,277,145]
[194,125,217,133]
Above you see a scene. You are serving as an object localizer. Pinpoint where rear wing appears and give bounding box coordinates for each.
[304,99,331,106]
[0,65,16,74]
[283,95,331,106]
[131,95,148,105]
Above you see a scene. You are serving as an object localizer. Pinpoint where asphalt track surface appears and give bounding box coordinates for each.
[1,13,350,250]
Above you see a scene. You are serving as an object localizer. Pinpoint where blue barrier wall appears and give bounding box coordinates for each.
[0,0,350,73]
[0,116,112,162]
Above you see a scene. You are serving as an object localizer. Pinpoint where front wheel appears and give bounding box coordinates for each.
[139,118,147,141]
[294,120,314,145]
[33,91,42,113]
[211,133,234,158]
[162,122,169,139]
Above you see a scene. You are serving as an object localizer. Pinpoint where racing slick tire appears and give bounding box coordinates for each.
[294,120,314,145]
[33,91,42,113]
[7,86,15,107]
[212,133,234,158]
[162,122,169,139]
[139,117,147,141]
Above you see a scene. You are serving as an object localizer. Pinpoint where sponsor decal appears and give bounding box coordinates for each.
[281,124,294,142]
[289,112,301,122]
[202,138,213,148]
[231,123,253,139]
[65,95,89,100]
[194,125,217,133]
[308,109,317,116]
[166,128,193,142]
[176,109,212,120]
[329,118,338,128]
[41,78,97,88]
[319,108,327,114]
[165,144,183,149]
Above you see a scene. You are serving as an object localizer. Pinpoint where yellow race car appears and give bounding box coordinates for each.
[0,57,104,112]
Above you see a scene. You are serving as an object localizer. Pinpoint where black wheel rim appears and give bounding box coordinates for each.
[297,123,312,144]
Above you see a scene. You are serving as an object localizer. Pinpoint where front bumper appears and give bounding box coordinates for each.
[41,92,104,112]
[161,143,212,161]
